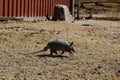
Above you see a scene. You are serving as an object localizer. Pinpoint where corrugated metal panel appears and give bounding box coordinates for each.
[29,0,32,17]
[21,0,25,17]
[17,0,21,17]
[40,0,42,16]
[31,0,35,17]
[4,0,8,17]
[25,0,29,17]
[13,0,17,17]
[42,0,45,16]
[35,0,37,16]
[37,0,40,16]
[0,0,3,16]
[0,0,71,17]
[9,0,12,17]
[47,0,50,16]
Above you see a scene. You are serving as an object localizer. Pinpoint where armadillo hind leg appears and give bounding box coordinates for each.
[53,51,58,54]
[59,51,64,55]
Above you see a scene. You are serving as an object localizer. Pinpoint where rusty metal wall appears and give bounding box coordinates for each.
[0,0,71,17]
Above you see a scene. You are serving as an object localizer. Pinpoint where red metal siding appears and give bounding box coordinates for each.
[25,0,29,17]
[38,0,40,16]
[17,0,21,17]
[4,0,8,17]
[31,0,34,17]
[13,0,17,17]
[21,0,25,17]
[40,0,43,16]
[35,0,37,17]
[9,0,13,17]
[47,0,50,16]
[0,0,3,16]
[0,0,71,17]
[28,0,32,17]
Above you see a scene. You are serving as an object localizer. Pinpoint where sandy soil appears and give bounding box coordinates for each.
[0,20,120,80]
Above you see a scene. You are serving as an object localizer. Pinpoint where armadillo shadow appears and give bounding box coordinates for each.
[27,49,68,58]
[37,54,68,58]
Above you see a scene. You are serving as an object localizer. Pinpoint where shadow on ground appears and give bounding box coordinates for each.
[37,54,68,58]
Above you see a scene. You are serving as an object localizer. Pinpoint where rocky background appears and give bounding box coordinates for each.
[75,0,120,20]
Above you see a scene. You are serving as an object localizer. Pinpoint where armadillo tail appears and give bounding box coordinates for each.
[30,45,49,54]
[42,45,49,51]
[32,45,49,53]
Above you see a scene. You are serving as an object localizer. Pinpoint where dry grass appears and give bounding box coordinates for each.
[93,13,120,21]
[0,20,120,80]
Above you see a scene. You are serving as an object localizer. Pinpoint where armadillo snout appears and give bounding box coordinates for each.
[72,49,75,52]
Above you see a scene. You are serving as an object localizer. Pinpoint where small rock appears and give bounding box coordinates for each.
[36,42,40,44]
[116,70,120,77]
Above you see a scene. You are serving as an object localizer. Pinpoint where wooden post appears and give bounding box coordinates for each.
[71,0,74,17]
[77,0,80,20]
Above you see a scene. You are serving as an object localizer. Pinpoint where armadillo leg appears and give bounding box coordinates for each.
[59,51,64,55]
[53,51,58,54]
[50,50,53,56]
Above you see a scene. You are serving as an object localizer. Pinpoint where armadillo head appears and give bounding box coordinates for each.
[67,42,75,53]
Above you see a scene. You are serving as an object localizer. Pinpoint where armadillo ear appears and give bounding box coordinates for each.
[70,42,73,46]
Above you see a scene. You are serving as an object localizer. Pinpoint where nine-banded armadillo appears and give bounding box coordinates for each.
[41,39,75,56]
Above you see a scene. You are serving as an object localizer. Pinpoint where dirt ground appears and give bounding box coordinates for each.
[0,20,120,80]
